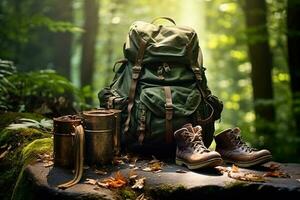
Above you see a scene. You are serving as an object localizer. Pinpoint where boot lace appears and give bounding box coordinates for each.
[185,131,209,154]
[232,134,255,152]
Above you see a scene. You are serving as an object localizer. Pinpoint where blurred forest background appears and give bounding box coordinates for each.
[0,0,300,162]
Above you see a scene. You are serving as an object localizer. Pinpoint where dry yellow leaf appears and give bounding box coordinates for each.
[84,178,97,185]
[231,164,239,173]
[132,177,146,189]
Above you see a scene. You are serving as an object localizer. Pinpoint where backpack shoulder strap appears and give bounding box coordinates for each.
[124,38,147,134]
[189,45,215,125]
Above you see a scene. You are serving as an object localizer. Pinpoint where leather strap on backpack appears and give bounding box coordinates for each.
[193,68,215,125]
[189,45,215,125]
[164,86,173,143]
[124,39,147,134]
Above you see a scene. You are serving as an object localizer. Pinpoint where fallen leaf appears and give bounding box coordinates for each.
[131,156,138,165]
[142,167,152,172]
[176,169,188,173]
[43,161,54,168]
[84,178,97,185]
[215,166,229,174]
[149,162,163,171]
[0,144,12,160]
[153,169,162,174]
[0,144,8,149]
[148,159,160,164]
[132,177,146,189]
[130,174,138,179]
[228,171,265,182]
[115,171,126,181]
[0,150,9,160]
[231,164,239,173]
[98,171,127,189]
[129,170,138,179]
[113,159,125,165]
[266,163,281,171]
[136,193,148,200]
[263,171,290,178]
[129,164,136,168]
[97,181,109,188]
[95,169,107,175]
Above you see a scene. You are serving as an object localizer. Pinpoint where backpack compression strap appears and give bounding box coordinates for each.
[124,39,147,134]
[164,86,173,143]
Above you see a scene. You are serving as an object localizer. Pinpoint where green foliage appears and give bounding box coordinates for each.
[4,69,80,115]
[28,14,83,33]
[0,0,81,61]
[6,118,53,131]
[0,112,44,130]
[0,57,89,115]
[0,59,17,110]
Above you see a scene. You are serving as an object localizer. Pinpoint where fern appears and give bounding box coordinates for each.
[0,59,16,110]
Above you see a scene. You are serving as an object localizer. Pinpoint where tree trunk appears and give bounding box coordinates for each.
[287,0,300,135]
[80,0,100,88]
[244,0,275,143]
[52,0,73,79]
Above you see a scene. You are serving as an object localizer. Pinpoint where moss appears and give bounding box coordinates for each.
[0,127,49,147]
[0,112,44,130]
[11,138,53,200]
[147,184,186,200]
[21,138,53,165]
[224,180,248,189]
[118,187,138,200]
[0,124,52,200]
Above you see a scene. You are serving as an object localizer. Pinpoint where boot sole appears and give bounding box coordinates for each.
[175,157,223,170]
[223,154,272,168]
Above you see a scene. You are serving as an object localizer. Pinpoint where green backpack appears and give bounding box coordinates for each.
[99,17,223,155]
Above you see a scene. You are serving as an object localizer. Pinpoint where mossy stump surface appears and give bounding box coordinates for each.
[18,161,300,200]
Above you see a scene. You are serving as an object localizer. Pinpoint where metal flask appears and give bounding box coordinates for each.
[53,115,82,168]
[83,109,121,166]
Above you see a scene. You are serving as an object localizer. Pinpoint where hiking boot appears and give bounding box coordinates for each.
[215,127,272,168]
[174,124,223,169]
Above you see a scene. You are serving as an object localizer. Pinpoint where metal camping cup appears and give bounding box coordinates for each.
[83,109,121,165]
[53,115,82,168]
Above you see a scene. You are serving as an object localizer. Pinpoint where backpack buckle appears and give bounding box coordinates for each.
[132,65,142,79]
[165,103,173,120]
[192,67,202,81]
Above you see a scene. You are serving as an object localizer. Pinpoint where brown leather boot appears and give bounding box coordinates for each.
[215,127,272,168]
[174,124,223,169]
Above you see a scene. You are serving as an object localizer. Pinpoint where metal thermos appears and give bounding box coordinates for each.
[83,109,121,166]
[53,115,82,168]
